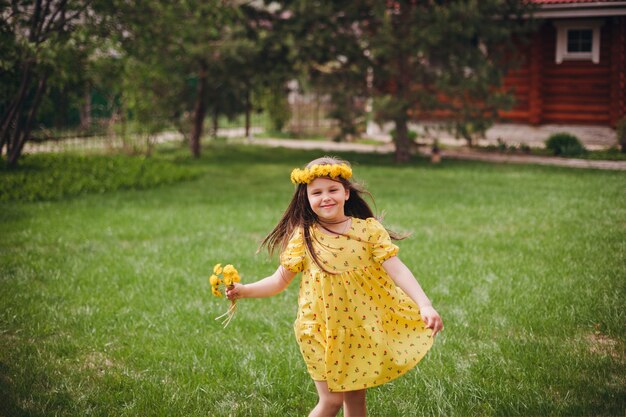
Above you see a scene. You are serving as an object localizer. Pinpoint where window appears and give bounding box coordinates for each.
[567,29,593,53]
[554,20,602,64]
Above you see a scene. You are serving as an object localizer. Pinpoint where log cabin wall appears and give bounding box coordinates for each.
[500,37,533,123]
[501,16,626,127]
[609,16,625,126]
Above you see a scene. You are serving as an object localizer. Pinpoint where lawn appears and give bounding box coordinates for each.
[1,145,624,416]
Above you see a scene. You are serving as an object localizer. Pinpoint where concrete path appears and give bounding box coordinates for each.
[366,121,618,151]
[246,138,626,171]
[22,131,626,171]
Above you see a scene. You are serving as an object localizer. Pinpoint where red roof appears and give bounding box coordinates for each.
[530,0,620,4]
[530,0,623,3]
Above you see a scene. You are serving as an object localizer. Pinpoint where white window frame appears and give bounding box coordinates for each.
[554,20,603,64]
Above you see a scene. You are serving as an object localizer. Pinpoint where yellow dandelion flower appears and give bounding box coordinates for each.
[289,163,353,185]
[223,275,233,286]
[209,274,219,286]
[223,264,237,275]
[208,261,243,327]
[342,164,352,179]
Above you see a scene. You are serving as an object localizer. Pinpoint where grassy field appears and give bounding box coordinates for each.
[1,145,624,416]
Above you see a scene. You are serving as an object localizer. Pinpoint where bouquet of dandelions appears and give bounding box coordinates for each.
[209,263,241,327]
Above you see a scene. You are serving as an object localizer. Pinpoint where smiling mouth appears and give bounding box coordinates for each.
[320,204,335,208]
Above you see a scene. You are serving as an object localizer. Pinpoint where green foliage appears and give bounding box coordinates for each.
[1,0,99,164]
[545,133,587,157]
[304,33,369,142]
[0,153,201,202]
[519,143,532,154]
[258,86,292,132]
[286,0,535,159]
[327,92,366,142]
[255,130,327,141]
[120,58,176,141]
[583,147,626,161]
[101,0,295,155]
[390,128,418,142]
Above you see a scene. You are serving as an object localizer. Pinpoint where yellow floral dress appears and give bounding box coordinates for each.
[280,217,434,392]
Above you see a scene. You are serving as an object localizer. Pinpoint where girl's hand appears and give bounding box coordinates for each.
[226,283,245,301]
[420,306,443,337]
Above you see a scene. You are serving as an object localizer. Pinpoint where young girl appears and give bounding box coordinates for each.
[226,156,443,417]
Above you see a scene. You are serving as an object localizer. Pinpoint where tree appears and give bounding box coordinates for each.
[0,0,94,166]
[104,0,293,157]
[239,4,295,137]
[100,0,235,157]
[280,0,534,162]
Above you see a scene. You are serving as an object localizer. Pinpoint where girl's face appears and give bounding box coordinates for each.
[306,177,350,222]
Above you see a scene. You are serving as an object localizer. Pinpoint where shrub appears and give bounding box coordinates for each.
[0,153,202,202]
[519,143,531,154]
[545,133,586,157]
[390,129,418,142]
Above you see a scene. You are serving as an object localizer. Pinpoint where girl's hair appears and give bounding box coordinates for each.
[260,156,404,273]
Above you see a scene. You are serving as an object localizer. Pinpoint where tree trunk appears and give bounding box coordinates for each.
[212,107,218,138]
[80,84,92,130]
[245,88,251,139]
[1,63,33,156]
[457,124,474,148]
[7,76,47,166]
[190,61,208,158]
[393,116,411,163]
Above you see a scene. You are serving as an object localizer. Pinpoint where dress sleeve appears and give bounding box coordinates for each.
[280,227,306,273]
[366,218,399,264]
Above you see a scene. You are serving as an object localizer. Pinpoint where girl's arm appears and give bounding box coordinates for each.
[382,256,444,337]
[226,265,295,300]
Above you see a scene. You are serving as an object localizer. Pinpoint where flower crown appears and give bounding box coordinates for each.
[290,163,353,185]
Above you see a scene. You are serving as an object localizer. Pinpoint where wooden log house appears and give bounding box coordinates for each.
[500,0,626,127]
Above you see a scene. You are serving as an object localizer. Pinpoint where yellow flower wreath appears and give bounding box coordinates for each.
[290,164,352,185]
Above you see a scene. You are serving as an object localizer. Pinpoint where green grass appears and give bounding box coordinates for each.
[1,145,625,416]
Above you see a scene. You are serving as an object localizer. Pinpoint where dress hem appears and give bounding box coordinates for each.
[326,333,434,393]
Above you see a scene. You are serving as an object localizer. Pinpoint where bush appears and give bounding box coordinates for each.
[545,133,586,157]
[390,129,418,142]
[519,143,531,154]
[0,153,202,202]
[585,147,626,161]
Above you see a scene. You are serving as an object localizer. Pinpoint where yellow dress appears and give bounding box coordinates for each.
[280,217,433,392]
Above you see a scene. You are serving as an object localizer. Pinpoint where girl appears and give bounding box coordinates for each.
[226,156,443,417]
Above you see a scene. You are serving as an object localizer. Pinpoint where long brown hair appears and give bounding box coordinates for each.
[260,156,405,273]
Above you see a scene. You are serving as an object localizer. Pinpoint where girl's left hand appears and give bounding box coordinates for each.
[420,306,443,337]
[226,283,245,301]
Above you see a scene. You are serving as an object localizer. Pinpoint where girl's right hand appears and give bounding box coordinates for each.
[226,283,245,300]
[420,305,444,337]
